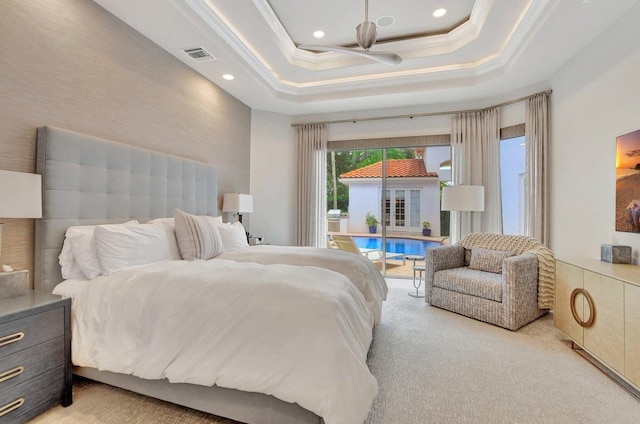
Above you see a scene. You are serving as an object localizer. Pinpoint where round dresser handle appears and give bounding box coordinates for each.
[570,288,595,327]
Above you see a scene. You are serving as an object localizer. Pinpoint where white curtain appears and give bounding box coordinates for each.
[450,108,502,242]
[296,124,327,247]
[525,93,550,245]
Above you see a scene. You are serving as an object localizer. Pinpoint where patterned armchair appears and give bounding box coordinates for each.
[424,233,555,331]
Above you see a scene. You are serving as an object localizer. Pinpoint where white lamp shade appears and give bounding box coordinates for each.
[0,170,42,218]
[222,193,253,214]
[441,185,484,212]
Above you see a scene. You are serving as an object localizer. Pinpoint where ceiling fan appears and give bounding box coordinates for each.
[298,0,403,66]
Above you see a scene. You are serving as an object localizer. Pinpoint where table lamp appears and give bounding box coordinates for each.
[0,169,42,266]
[222,193,253,224]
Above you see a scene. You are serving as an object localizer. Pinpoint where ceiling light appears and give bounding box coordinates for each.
[313,30,325,39]
[222,74,235,81]
[433,8,447,18]
[439,160,451,170]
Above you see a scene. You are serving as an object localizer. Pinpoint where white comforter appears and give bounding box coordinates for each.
[219,245,388,325]
[54,259,378,424]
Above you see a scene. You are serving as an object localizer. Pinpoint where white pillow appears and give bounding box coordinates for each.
[147,217,175,226]
[173,209,224,260]
[94,223,176,275]
[59,238,84,280]
[217,221,249,252]
[66,221,138,280]
[148,220,182,260]
[147,215,223,260]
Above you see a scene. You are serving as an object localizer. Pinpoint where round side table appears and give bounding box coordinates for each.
[404,255,426,298]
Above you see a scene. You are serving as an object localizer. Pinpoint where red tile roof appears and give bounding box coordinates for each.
[340,159,438,179]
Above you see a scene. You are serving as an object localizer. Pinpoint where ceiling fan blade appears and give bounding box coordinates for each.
[299,44,402,66]
[359,50,403,66]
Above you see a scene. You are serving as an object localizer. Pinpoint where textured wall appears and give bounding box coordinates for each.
[550,1,640,260]
[0,0,251,282]
[250,110,296,246]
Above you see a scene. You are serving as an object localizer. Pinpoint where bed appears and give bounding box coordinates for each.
[34,126,387,424]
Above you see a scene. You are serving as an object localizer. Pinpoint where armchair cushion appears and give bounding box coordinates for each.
[458,233,555,309]
[433,268,503,302]
[468,247,515,274]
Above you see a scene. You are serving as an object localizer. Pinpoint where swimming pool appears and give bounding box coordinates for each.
[353,236,441,256]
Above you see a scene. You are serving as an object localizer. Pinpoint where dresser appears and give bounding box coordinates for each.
[0,291,72,423]
[555,258,640,395]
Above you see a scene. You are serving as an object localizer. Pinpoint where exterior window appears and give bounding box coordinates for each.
[500,136,526,235]
[410,190,421,227]
[385,190,391,226]
[384,189,423,229]
[395,190,405,227]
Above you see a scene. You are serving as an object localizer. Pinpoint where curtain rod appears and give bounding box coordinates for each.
[291,89,552,127]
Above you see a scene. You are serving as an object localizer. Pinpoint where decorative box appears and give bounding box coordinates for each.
[0,269,29,298]
[600,245,632,264]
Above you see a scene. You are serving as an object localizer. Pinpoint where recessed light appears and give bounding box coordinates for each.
[433,8,447,18]
[313,30,325,39]
[222,74,234,81]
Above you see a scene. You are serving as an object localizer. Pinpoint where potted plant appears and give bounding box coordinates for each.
[422,221,431,236]
[366,212,379,234]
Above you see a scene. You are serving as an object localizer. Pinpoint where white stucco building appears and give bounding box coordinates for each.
[340,148,451,235]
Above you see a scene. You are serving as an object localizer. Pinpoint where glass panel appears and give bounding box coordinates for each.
[395,190,405,227]
[500,136,526,235]
[410,190,420,227]
[385,189,391,226]
[326,145,450,280]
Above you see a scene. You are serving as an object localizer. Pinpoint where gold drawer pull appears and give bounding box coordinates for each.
[570,288,595,328]
[0,366,24,383]
[0,398,25,417]
[0,332,24,348]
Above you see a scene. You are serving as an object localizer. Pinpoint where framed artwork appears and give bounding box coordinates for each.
[616,128,640,232]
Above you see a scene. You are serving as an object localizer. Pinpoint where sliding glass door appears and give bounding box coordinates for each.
[327,145,450,278]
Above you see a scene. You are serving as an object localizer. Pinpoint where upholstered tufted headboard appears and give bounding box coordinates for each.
[34,126,218,292]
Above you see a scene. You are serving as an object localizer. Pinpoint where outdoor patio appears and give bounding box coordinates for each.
[327,231,448,278]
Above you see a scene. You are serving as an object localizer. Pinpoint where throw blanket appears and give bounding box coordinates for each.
[458,233,555,309]
[219,245,389,324]
[54,259,377,424]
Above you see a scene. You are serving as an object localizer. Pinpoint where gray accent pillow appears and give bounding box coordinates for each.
[468,247,515,274]
[174,209,224,260]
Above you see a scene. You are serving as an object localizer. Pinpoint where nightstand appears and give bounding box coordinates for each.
[249,236,265,246]
[0,291,72,422]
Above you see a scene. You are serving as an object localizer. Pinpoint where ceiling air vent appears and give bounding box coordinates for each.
[181,46,217,63]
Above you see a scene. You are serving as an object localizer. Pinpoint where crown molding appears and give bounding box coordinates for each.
[184,0,550,101]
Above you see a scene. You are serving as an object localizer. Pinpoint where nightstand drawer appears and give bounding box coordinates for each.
[0,308,64,359]
[0,337,64,394]
[0,367,65,424]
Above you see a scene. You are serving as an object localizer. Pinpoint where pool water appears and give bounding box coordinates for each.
[353,237,440,256]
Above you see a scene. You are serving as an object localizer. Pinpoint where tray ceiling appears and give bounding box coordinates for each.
[91,0,640,115]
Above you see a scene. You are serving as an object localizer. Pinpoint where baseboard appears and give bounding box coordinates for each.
[571,342,640,401]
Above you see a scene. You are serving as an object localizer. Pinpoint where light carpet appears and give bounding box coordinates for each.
[31,278,640,424]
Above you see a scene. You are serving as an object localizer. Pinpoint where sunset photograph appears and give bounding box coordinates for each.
[616,128,640,232]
